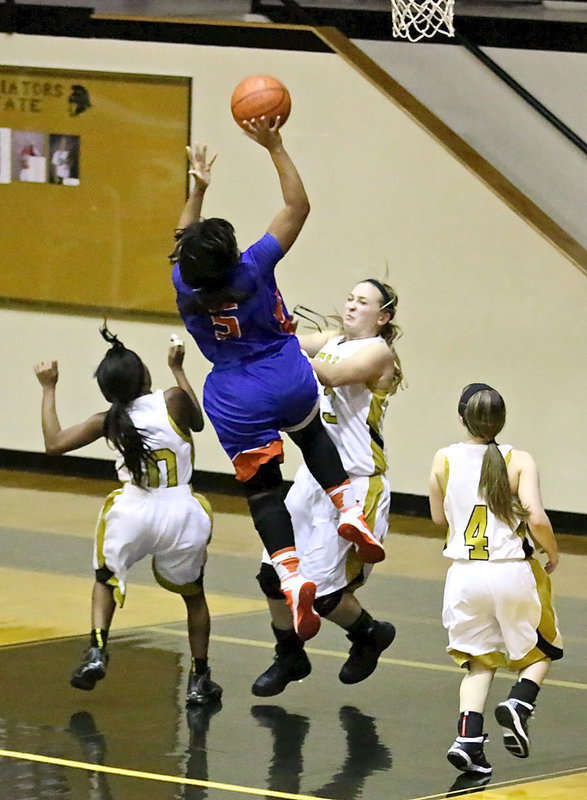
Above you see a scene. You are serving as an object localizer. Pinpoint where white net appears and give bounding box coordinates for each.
[390,0,455,42]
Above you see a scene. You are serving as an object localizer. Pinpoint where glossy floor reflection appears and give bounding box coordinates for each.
[0,473,586,800]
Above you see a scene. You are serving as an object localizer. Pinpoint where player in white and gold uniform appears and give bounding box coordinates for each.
[34,328,221,707]
[254,279,403,696]
[429,383,562,776]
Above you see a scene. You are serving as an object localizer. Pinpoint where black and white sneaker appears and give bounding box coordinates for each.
[186,667,223,707]
[494,699,534,758]
[446,735,492,774]
[70,647,109,691]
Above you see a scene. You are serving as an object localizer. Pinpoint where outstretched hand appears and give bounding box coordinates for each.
[187,142,217,192]
[34,360,59,387]
[242,115,283,152]
[168,342,185,371]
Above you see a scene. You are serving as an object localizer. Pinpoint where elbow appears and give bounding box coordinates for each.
[45,443,64,456]
[293,199,310,223]
[528,511,551,532]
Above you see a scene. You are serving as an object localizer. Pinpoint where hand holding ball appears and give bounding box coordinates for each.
[230,75,291,129]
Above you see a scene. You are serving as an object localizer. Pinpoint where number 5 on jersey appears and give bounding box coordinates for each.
[463,505,489,560]
[211,304,242,340]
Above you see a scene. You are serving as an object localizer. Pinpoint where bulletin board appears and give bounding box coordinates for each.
[0,66,190,314]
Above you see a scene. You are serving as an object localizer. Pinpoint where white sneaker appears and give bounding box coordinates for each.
[338,505,385,564]
[282,575,321,642]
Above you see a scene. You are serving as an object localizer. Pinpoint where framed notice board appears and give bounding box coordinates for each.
[0,66,190,314]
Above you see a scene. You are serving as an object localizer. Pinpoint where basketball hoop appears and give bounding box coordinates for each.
[390,0,455,42]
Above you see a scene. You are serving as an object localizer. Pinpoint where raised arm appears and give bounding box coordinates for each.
[512,450,559,573]
[34,360,105,454]
[165,338,204,433]
[243,116,310,254]
[176,143,217,231]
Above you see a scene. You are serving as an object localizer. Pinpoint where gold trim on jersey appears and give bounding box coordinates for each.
[166,412,195,466]
[366,390,389,475]
[167,412,191,443]
[448,556,563,670]
[193,491,214,545]
[151,560,203,595]
[95,488,125,607]
[345,475,385,588]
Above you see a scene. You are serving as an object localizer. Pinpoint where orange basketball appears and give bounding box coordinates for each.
[230,75,291,129]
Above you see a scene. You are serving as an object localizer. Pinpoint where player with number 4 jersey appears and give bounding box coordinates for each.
[429,383,562,777]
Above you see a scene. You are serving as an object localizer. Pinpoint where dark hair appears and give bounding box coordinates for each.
[95,323,152,486]
[170,218,249,312]
[459,384,528,528]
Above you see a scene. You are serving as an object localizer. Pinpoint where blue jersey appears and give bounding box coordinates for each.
[172,233,296,369]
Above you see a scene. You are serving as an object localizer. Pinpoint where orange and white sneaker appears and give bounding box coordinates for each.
[282,575,321,642]
[338,505,386,564]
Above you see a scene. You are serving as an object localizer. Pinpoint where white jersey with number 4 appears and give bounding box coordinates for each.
[115,389,194,488]
[314,335,389,477]
[443,442,526,561]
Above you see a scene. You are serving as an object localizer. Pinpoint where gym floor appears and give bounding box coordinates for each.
[0,469,585,800]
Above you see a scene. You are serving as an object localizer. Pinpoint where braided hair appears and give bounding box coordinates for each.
[170,218,250,312]
[95,323,152,486]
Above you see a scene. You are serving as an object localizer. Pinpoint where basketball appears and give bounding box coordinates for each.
[230,75,291,129]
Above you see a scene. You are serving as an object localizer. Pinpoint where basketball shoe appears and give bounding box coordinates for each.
[337,505,385,564]
[252,643,311,697]
[446,735,492,774]
[494,699,534,758]
[186,667,223,707]
[70,646,109,691]
[281,574,321,641]
[339,620,396,684]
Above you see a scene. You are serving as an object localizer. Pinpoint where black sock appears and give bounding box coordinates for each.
[90,628,108,649]
[508,678,540,706]
[273,624,304,654]
[344,609,373,640]
[192,657,209,676]
[457,711,484,738]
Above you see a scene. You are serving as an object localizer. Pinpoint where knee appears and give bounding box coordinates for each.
[256,563,285,600]
[314,588,344,618]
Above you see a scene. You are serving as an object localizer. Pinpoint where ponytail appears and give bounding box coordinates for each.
[95,323,152,485]
[460,386,528,528]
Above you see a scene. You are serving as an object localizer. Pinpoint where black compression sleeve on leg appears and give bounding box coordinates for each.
[256,563,286,600]
[247,490,294,555]
[288,413,347,490]
[244,459,295,555]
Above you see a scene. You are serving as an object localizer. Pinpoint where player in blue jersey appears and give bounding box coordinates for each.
[170,118,385,641]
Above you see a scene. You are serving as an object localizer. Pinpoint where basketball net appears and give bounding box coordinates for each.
[390,0,455,42]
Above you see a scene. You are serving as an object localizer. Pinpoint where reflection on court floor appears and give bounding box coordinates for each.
[0,476,586,800]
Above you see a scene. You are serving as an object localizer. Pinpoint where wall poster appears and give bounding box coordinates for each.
[0,67,191,313]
